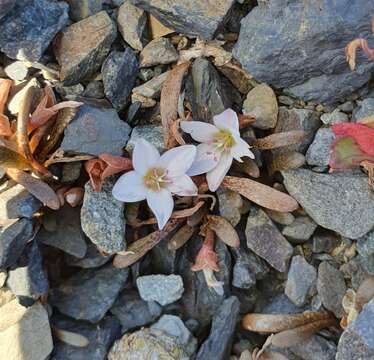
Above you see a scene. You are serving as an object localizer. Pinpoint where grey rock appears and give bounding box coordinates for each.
[0,184,41,220]
[83,80,105,98]
[285,255,317,306]
[320,109,349,125]
[6,240,49,300]
[117,1,147,51]
[110,289,161,333]
[357,229,374,258]
[67,241,111,268]
[196,296,240,360]
[217,188,243,227]
[140,37,178,67]
[340,257,369,291]
[55,11,116,85]
[305,128,335,167]
[51,315,120,360]
[282,216,317,243]
[338,101,355,113]
[61,162,82,183]
[233,1,374,104]
[50,263,129,323]
[126,124,164,153]
[102,49,139,111]
[55,83,85,98]
[312,232,339,254]
[359,254,374,275]
[353,98,374,120]
[282,169,374,238]
[137,274,184,306]
[290,335,337,360]
[261,293,305,315]
[150,238,178,274]
[317,261,346,317]
[336,297,374,360]
[132,71,168,99]
[61,105,131,156]
[0,0,15,20]
[132,0,235,39]
[37,206,87,258]
[81,178,126,253]
[0,218,33,269]
[4,61,28,81]
[0,0,69,61]
[138,68,154,81]
[66,0,103,21]
[245,208,293,272]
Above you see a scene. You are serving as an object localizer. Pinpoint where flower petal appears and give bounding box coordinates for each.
[231,136,255,162]
[180,120,218,142]
[187,143,221,176]
[133,139,160,175]
[206,152,233,191]
[112,171,146,202]
[158,145,196,177]
[168,174,198,196]
[213,109,239,134]
[146,189,174,230]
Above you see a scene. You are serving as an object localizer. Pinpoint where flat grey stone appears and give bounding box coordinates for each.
[126,124,164,153]
[353,98,374,120]
[66,241,111,269]
[4,61,28,81]
[305,128,335,167]
[217,188,243,227]
[282,216,317,243]
[139,37,178,67]
[132,71,168,99]
[290,335,337,360]
[66,0,103,21]
[0,0,15,20]
[357,229,374,258]
[320,109,348,125]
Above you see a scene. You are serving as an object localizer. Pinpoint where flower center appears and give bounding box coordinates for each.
[143,167,170,191]
[213,129,236,152]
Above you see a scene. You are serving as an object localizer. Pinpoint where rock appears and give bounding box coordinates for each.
[55,11,116,85]
[110,289,162,333]
[61,104,131,156]
[4,61,28,81]
[242,83,278,129]
[150,238,178,274]
[61,162,82,183]
[338,101,355,113]
[282,169,374,239]
[0,270,6,287]
[282,216,317,243]
[285,255,317,306]
[233,1,374,104]
[312,232,340,254]
[359,254,374,275]
[137,274,184,306]
[102,49,139,111]
[0,0,15,20]
[260,293,306,315]
[132,71,168,99]
[125,124,164,153]
[0,0,69,61]
[139,37,178,67]
[290,335,337,360]
[55,83,85,98]
[117,1,147,51]
[305,128,335,167]
[196,296,240,360]
[336,297,374,359]
[81,178,126,253]
[6,240,48,300]
[83,80,105,98]
[8,77,40,115]
[132,0,235,39]
[0,218,33,270]
[0,287,15,307]
[353,98,374,120]
[50,264,129,323]
[66,0,103,21]
[317,261,346,317]
[217,188,243,227]
[320,109,349,125]
[37,206,87,258]
[67,241,111,268]
[245,208,293,272]
[0,300,53,360]
[51,314,121,360]
[0,184,42,220]
[357,229,374,258]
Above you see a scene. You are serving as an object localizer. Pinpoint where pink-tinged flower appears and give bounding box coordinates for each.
[112,139,197,230]
[181,109,255,192]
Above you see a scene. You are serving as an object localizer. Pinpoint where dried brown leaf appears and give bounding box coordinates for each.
[206,214,240,248]
[0,145,31,170]
[251,131,307,150]
[264,209,295,226]
[234,157,260,178]
[0,79,13,136]
[168,224,195,250]
[191,228,219,272]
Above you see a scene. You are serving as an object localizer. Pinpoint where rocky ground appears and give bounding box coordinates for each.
[1,0,374,359]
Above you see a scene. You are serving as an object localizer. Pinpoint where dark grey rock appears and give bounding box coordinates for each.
[357,229,374,258]
[336,297,374,360]
[305,128,335,167]
[261,293,305,315]
[132,71,168,99]
[150,238,178,274]
[282,169,374,239]
[285,255,317,306]
[353,98,374,120]
[359,254,374,275]
[51,314,121,360]
[4,61,28,81]
[0,218,33,270]
[61,162,82,183]
[312,232,340,254]
[340,257,369,291]
[282,216,317,243]
[0,0,69,61]
[83,80,105,99]
[110,289,161,333]
[139,37,178,67]
[81,178,126,253]
[321,109,348,125]
[132,0,236,39]
[317,261,346,317]
[196,296,240,360]
[338,101,355,113]
[55,83,85,98]
[50,263,129,323]
[290,335,337,360]
[55,11,116,85]
[66,0,103,21]
[125,124,164,153]
[61,105,131,156]
[245,208,293,272]
[66,241,111,268]
[102,49,139,111]
[217,188,243,227]
[0,0,15,20]
[37,206,87,258]
[233,1,374,104]
[137,274,184,306]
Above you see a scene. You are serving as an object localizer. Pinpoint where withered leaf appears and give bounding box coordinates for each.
[234,157,260,178]
[345,38,374,70]
[264,209,295,226]
[168,224,195,250]
[251,131,306,150]
[206,214,240,248]
[222,176,298,213]
[0,79,13,136]
[0,145,31,170]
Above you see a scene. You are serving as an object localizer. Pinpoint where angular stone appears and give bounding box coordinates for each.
[285,255,317,306]
[0,0,69,61]
[132,71,168,99]
[83,80,105,99]
[282,169,374,239]
[305,127,335,167]
[353,98,374,120]
[282,216,317,243]
[66,0,103,21]
[217,188,243,227]
[81,178,126,253]
[245,208,293,272]
[321,109,348,125]
[4,61,28,81]
[0,270,6,287]
[55,83,85,99]
[0,0,15,20]
[312,232,339,254]
[61,162,82,183]
[126,124,164,153]
[140,37,178,67]
[55,11,116,85]
[290,335,337,360]
[50,264,129,323]
[61,104,131,156]
[357,229,374,258]
[66,241,111,268]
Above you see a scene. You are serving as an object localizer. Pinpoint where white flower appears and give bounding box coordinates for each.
[112,139,197,230]
[180,108,254,191]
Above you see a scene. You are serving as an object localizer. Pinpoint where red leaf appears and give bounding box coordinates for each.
[191,228,219,272]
